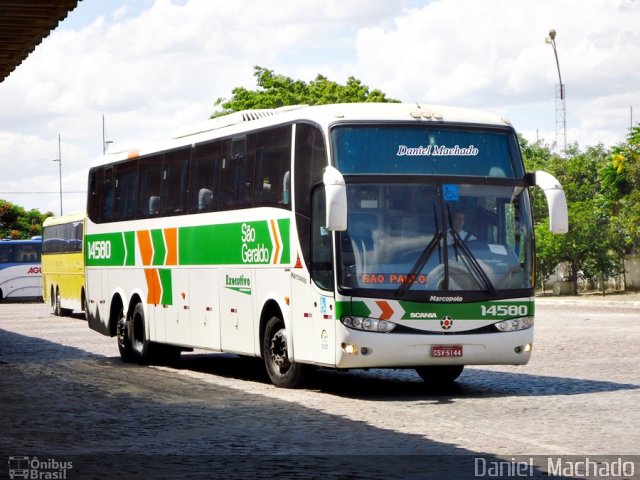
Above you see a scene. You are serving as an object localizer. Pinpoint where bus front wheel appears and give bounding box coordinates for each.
[415,365,464,386]
[263,316,308,388]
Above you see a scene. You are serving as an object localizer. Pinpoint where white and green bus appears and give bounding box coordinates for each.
[85,103,567,387]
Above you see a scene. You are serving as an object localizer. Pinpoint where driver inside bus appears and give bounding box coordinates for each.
[448,211,476,244]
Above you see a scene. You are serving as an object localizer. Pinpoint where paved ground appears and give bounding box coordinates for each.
[0,296,638,479]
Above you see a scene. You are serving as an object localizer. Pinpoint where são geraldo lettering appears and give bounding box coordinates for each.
[241,223,269,263]
[396,144,479,156]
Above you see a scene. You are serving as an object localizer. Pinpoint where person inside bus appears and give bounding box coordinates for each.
[448,211,476,244]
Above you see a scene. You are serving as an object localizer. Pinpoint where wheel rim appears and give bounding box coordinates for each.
[132,310,145,353]
[116,310,127,349]
[269,327,291,373]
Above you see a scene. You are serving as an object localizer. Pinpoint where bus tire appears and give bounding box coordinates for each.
[415,365,464,386]
[263,316,308,388]
[116,306,135,363]
[53,287,61,316]
[129,302,152,363]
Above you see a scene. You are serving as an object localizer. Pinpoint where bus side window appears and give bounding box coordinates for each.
[253,126,292,209]
[137,155,163,219]
[87,168,100,223]
[294,123,328,274]
[114,161,138,221]
[162,147,191,216]
[190,141,221,213]
[220,137,254,210]
[311,186,333,290]
[101,167,114,223]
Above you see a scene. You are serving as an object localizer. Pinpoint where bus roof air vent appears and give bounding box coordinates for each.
[173,105,308,139]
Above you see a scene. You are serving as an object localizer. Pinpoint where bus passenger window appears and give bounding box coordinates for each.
[162,147,190,216]
[137,155,163,219]
[190,141,221,213]
[101,167,114,223]
[253,126,292,209]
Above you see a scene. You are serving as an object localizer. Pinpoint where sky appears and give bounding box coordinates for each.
[1,0,639,215]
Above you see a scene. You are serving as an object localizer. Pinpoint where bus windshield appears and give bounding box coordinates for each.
[337,182,533,295]
[332,124,524,178]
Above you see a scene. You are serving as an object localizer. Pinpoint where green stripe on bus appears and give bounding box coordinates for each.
[86,219,291,267]
[85,232,128,267]
[343,300,533,321]
[124,231,135,266]
[151,229,166,266]
[178,220,290,266]
[159,268,173,305]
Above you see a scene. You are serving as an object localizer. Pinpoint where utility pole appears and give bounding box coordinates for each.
[52,134,62,216]
[545,29,566,155]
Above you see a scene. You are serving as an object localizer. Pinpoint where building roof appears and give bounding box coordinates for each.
[0,0,79,83]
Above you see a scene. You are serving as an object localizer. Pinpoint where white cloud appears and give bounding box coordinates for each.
[0,0,639,213]
[353,0,640,146]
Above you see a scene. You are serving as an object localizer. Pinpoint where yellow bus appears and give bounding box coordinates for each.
[42,210,86,316]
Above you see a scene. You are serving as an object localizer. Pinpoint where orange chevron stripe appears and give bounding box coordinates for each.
[137,230,153,266]
[164,227,177,265]
[270,220,281,264]
[376,300,394,320]
[144,268,161,304]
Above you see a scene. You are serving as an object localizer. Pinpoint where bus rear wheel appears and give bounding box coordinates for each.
[415,365,464,386]
[116,306,135,363]
[125,302,181,365]
[52,287,61,316]
[129,302,152,363]
[263,316,308,388]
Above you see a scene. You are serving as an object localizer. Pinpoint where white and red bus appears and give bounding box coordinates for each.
[85,103,567,387]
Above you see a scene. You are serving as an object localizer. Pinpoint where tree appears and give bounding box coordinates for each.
[211,66,399,118]
[603,125,640,255]
[0,199,52,239]
[519,136,630,294]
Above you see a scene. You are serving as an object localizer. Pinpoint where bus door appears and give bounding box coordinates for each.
[219,269,255,354]
[188,269,221,350]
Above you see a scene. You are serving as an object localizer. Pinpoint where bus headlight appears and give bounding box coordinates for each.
[341,316,396,333]
[495,316,534,332]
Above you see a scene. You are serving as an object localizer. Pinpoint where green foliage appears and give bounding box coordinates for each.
[211,66,399,118]
[520,133,639,293]
[604,125,640,254]
[0,199,52,239]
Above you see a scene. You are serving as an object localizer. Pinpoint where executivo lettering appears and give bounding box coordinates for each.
[225,274,251,295]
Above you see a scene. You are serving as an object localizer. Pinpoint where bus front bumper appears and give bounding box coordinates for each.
[334,327,533,369]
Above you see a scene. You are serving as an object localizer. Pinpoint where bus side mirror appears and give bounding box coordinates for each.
[533,170,569,233]
[323,166,347,231]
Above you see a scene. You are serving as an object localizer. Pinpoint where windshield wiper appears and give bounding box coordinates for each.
[449,229,497,296]
[396,230,443,297]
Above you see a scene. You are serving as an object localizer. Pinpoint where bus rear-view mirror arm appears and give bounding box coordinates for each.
[528,170,569,234]
[323,166,348,231]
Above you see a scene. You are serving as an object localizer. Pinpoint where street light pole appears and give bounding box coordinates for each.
[545,29,567,155]
[53,134,62,216]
